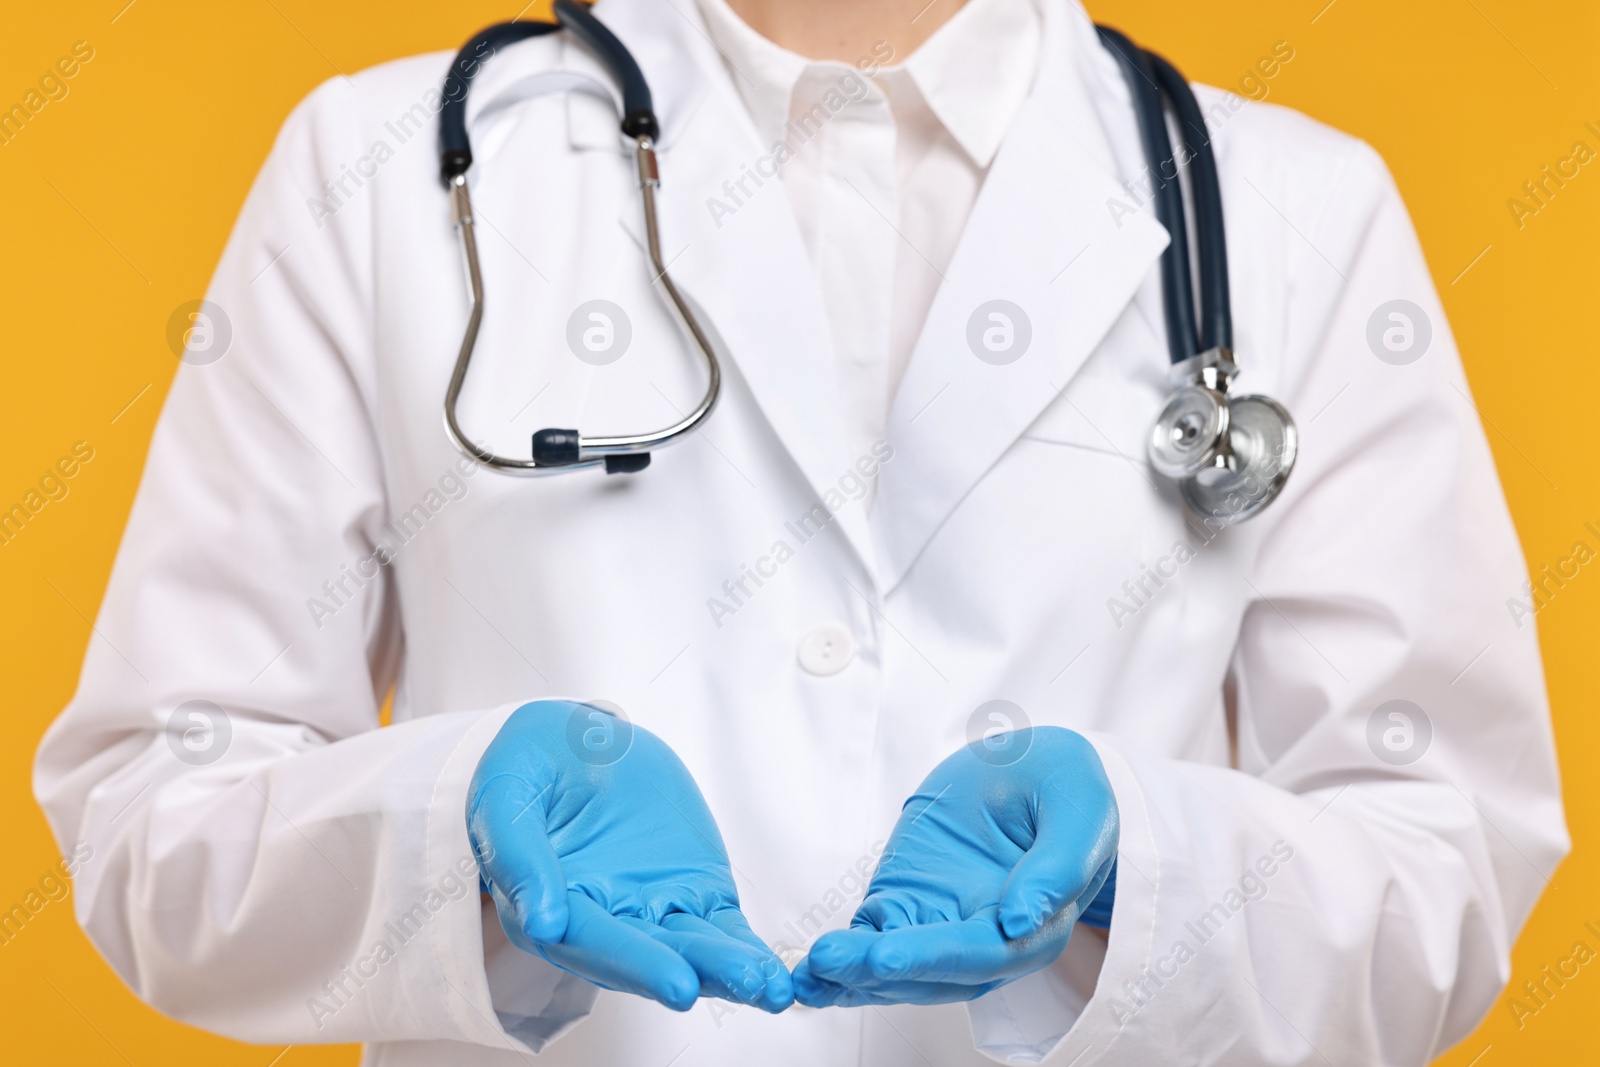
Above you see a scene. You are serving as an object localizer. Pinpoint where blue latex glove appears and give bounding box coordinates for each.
[793,726,1118,1007]
[468,700,792,1013]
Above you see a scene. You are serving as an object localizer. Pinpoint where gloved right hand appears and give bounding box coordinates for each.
[467,700,792,1013]
[792,726,1117,1008]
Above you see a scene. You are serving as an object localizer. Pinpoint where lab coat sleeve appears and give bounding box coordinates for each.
[968,137,1568,1063]
[32,73,595,1051]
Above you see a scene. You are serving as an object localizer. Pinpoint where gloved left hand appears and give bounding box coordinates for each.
[468,700,792,1013]
[793,726,1118,1007]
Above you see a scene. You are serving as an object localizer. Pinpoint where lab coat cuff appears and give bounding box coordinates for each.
[966,732,1159,1064]
[428,701,599,1053]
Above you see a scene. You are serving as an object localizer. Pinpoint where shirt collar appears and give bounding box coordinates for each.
[906,0,1041,167]
[694,0,1042,168]
[694,0,811,152]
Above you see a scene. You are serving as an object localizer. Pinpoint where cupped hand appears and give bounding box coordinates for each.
[793,726,1118,1007]
[468,700,792,1013]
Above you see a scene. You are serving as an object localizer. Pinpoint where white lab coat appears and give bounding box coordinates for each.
[35,0,1567,1064]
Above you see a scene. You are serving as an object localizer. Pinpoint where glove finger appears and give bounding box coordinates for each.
[640,913,794,1012]
[539,893,701,1011]
[702,906,778,955]
[470,774,569,944]
[791,965,888,1008]
[801,927,883,984]
[791,956,855,1008]
[703,908,799,1010]
[997,777,1119,939]
[793,956,1003,1007]
[792,956,908,1007]
[847,917,1067,985]
[808,925,1017,988]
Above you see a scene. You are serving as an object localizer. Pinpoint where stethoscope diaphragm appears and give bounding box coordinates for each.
[1178,394,1298,525]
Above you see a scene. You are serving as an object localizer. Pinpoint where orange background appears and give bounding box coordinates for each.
[2,1,1595,1063]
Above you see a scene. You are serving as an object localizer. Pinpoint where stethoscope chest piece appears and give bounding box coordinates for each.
[1178,392,1297,524]
[1147,347,1298,526]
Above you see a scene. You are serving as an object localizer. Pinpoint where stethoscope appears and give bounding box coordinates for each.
[1095,26,1297,523]
[439,2,1297,522]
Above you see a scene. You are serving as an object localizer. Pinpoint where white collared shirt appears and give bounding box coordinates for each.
[696,0,1042,492]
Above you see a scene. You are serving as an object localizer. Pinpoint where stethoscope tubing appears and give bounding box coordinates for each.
[1095,26,1235,365]
[1145,50,1232,355]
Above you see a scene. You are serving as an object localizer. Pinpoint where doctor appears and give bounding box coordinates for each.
[36,0,1566,1064]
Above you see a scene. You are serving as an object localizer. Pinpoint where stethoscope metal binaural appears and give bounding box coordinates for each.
[438,2,1297,522]
[438,0,717,476]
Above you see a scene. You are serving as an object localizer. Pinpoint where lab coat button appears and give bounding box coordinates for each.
[798,622,856,676]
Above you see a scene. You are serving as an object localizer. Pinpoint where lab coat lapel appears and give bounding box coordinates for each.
[870,2,1169,593]
[591,0,878,580]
